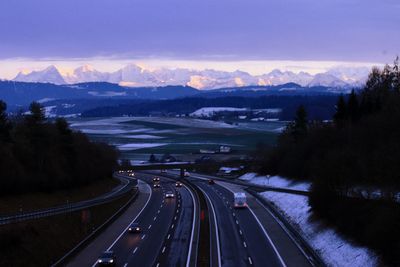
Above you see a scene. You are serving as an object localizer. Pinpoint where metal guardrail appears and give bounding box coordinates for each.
[51,189,139,267]
[0,174,136,225]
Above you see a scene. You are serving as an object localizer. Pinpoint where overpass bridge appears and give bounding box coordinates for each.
[125,162,197,178]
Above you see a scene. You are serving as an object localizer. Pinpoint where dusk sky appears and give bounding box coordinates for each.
[0,0,399,78]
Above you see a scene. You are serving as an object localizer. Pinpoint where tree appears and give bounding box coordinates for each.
[26,102,45,124]
[55,117,71,135]
[347,90,360,123]
[292,105,308,141]
[333,95,348,128]
[0,100,11,142]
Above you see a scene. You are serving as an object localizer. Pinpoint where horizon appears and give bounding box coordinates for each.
[1,0,398,79]
[0,58,380,82]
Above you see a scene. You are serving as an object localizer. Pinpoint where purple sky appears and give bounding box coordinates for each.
[0,0,399,74]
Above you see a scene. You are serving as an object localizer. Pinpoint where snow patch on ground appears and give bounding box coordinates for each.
[121,134,165,139]
[130,117,236,129]
[79,129,132,135]
[117,143,167,151]
[37,98,55,103]
[239,173,311,191]
[260,192,379,267]
[43,106,57,118]
[190,107,247,117]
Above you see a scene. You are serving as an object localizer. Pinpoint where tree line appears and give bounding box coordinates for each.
[0,101,118,196]
[259,58,400,265]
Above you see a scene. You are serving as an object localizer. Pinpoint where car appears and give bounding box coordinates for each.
[208,179,215,185]
[97,251,116,266]
[128,173,135,177]
[175,181,183,187]
[152,177,160,182]
[165,191,175,198]
[184,171,190,177]
[128,222,141,233]
[153,183,161,188]
[160,169,167,173]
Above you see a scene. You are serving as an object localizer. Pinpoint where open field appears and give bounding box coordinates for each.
[68,117,285,161]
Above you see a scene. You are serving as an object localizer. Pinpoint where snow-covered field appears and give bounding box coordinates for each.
[121,134,164,139]
[117,143,167,151]
[129,116,236,129]
[239,173,311,191]
[190,107,247,117]
[260,192,379,267]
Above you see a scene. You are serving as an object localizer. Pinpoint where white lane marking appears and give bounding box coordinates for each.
[174,216,177,220]
[243,241,247,248]
[141,234,146,240]
[255,198,311,261]
[160,204,163,208]
[156,263,160,267]
[176,209,179,213]
[133,247,138,254]
[89,181,151,267]
[233,213,236,217]
[198,186,222,267]
[239,230,243,235]
[123,263,128,267]
[106,182,152,250]
[249,257,253,265]
[236,220,239,225]
[148,224,152,229]
[162,246,166,253]
[158,210,161,214]
[167,234,171,239]
[171,223,175,229]
[153,216,157,221]
[184,184,198,267]
[219,183,288,267]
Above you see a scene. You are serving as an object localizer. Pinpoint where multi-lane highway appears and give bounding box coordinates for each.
[66,171,319,267]
[67,173,197,267]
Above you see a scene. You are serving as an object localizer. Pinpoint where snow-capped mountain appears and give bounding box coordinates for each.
[13,64,369,89]
[63,64,110,84]
[308,73,349,88]
[14,65,66,84]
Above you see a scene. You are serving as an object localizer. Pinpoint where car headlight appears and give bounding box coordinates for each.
[109,259,114,263]
[98,259,103,263]
[136,227,140,230]
[129,228,132,231]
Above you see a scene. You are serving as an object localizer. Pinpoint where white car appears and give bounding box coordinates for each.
[165,191,175,198]
[184,171,190,177]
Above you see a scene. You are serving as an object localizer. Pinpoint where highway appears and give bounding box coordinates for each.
[67,173,196,267]
[186,172,315,267]
[66,170,319,267]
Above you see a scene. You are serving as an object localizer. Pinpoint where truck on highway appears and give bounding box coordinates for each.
[233,192,247,208]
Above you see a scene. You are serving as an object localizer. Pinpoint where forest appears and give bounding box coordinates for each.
[0,101,118,196]
[260,58,400,265]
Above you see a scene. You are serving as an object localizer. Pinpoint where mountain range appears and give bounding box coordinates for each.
[12,64,370,89]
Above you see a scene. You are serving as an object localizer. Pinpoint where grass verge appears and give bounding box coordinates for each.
[0,190,135,267]
[0,178,120,215]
